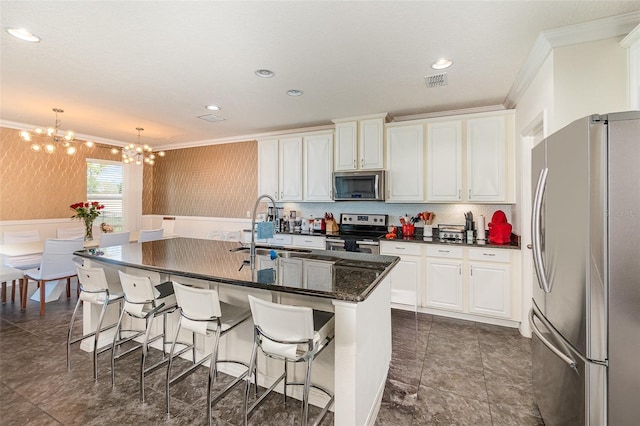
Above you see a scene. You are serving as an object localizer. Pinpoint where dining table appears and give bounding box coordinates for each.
[0,231,176,311]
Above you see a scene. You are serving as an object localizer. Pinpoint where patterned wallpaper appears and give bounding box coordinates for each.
[147,141,257,217]
[1,126,258,221]
[0,127,119,220]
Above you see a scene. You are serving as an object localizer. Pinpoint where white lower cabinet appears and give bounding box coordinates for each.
[380,241,422,308]
[424,246,464,312]
[380,242,519,325]
[468,248,511,318]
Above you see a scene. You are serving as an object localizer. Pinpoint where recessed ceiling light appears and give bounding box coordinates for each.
[205,105,221,111]
[6,28,40,43]
[431,58,452,70]
[287,89,304,97]
[255,69,275,78]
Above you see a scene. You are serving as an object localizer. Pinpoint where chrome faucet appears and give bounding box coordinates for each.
[250,194,277,270]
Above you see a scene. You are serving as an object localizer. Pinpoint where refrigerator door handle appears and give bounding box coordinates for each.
[532,168,552,293]
[529,304,577,370]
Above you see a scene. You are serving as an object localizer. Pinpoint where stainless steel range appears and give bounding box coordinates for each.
[325,213,388,255]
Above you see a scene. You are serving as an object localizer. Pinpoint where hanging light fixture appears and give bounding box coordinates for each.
[19,108,94,155]
[121,127,165,165]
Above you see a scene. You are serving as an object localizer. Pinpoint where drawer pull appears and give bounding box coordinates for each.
[438,250,450,253]
[395,247,405,250]
[483,253,496,256]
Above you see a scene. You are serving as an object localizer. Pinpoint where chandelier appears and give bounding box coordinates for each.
[121,127,165,165]
[19,108,93,155]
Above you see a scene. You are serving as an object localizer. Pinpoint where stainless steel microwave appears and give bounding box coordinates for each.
[333,170,385,201]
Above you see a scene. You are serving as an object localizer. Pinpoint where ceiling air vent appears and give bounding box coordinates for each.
[198,114,226,123]
[424,72,448,88]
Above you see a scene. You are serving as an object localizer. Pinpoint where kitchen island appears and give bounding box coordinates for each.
[75,237,399,426]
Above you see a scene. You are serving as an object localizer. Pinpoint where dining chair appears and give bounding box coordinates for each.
[2,230,41,305]
[68,265,124,380]
[57,227,85,240]
[243,295,335,426]
[111,271,178,402]
[1,265,25,308]
[23,238,84,316]
[166,281,252,425]
[100,231,130,247]
[137,228,164,242]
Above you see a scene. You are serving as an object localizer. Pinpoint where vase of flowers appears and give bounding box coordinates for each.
[70,201,105,241]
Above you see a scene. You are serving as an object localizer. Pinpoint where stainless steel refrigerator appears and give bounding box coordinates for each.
[530,111,640,426]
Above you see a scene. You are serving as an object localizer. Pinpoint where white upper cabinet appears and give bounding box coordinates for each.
[425,111,514,203]
[427,121,462,202]
[359,118,385,169]
[386,124,424,202]
[303,133,333,201]
[334,122,358,171]
[279,136,303,201]
[257,139,279,199]
[467,116,505,202]
[334,114,386,171]
[257,137,302,201]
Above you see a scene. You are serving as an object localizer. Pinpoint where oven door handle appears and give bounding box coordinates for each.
[355,240,379,246]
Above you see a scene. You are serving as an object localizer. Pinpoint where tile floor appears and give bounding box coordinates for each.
[0,293,542,425]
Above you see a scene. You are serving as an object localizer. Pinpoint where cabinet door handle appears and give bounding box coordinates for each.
[469,189,472,198]
[280,191,283,199]
[353,160,356,168]
[459,266,462,275]
[361,158,364,168]
[458,189,461,199]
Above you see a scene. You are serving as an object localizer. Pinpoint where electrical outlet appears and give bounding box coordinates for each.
[246,210,251,218]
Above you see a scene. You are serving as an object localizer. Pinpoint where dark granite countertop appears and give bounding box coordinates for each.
[75,237,399,302]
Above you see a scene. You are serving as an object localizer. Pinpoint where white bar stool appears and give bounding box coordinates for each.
[68,265,124,380]
[166,281,252,425]
[243,295,335,426]
[111,271,179,402]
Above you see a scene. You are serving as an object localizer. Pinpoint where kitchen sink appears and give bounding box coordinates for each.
[229,246,312,258]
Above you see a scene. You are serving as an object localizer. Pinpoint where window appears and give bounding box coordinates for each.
[87,159,124,231]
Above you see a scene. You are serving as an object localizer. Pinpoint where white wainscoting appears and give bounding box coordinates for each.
[142,215,252,241]
[1,216,252,243]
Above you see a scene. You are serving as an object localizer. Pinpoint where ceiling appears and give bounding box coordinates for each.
[1,1,639,150]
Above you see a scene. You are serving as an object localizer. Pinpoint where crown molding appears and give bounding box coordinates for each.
[504,11,640,109]
[0,119,128,147]
[621,23,640,47]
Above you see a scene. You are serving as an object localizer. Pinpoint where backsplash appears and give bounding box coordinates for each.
[276,201,513,230]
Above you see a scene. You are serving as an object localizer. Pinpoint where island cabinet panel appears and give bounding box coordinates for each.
[303,133,334,201]
[386,124,424,202]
